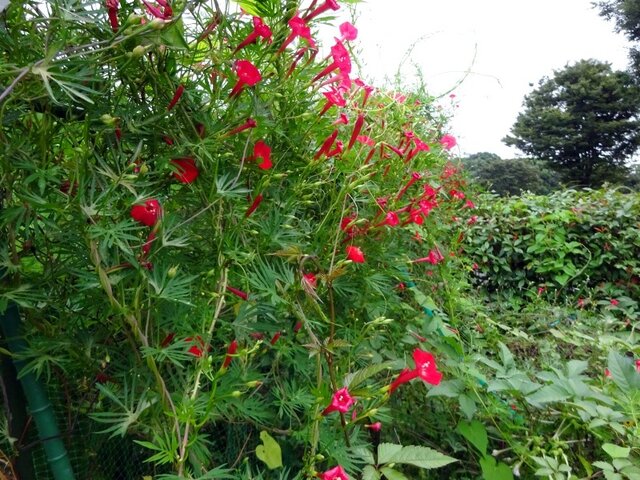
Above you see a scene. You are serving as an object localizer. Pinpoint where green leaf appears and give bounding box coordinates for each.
[385,445,457,470]
[607,351,640,394]
[458,394,477,420]
[380,467,410,480]
[526,384,570,406]
[456,420,488,455]
[378,443,403,464]
[480,456,514,480]
[161,19,188,49]
[426,380,463,398]
[362,465,381,480]
[255,431,282,469]
[602,443,631,459]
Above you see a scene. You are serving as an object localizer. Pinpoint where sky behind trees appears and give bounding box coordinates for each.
[348,0,632,157]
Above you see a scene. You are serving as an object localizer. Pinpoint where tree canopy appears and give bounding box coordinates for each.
[462,152,560,195]
[598,0,640,75]
[504,59,640,187]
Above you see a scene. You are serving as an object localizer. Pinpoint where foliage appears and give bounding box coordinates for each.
[0,0,474,478]
[462,188,640,307]
[462,152,560,196]
[503,59,640,187]
[598,0,640,77]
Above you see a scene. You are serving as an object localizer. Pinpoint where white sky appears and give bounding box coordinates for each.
[343,0,632,157]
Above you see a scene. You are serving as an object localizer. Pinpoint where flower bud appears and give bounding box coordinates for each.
[245,380,261,388]
[167,266,178,278]
[131,45,147,58]
[231,390,243,398]
[100,114,116,125]
[150,18,167,29]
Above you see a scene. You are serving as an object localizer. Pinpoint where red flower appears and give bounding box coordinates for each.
[338,21,358,42]
[312,40,351,83]
[440,134,457,150]
[610,298,620,306]
[171,158,199,183]
[347,114,364,151]
[167,84,184,111]
[142,0,172,20]
[635,359,640,373]
[227,286,248,300]
[355,78,374,107]
[106,0,119,32]
[334,113,349,125]
[278,15,315,53]
[389,348,443,393]
[322,387,355,415]
[234,16,272,53]
[185,336,208,358]
[222,339,238,369]
[161,332,175,347]
[302,272,317,289]
[253,140,272,170]
[383,211,399,227]
[226,117,257,136]
[396,172,421,200]
[319,465,349,480]
[270,331,281,345]
[365,422,382,432]
[230,60,262,97]
[131,199,162,226]
[141,230,157,256]
[314,129,339,160]
[412,249,444,265]
[245,193,264,217]
[305,0,340,22]
[340,216,356,235]
[319,88,346,116]
[346,245,365,263]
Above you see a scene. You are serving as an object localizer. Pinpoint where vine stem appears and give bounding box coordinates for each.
[88,241,182,445]
[177,268,227,475]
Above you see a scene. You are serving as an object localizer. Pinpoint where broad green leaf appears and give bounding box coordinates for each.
[426,380,463,398]
[378,443,403,464]
[480,455,514,480]
[607,351,640,394]
[362,465,381,480]
[161,19,188,49]
[526,384,570,406]
[458,394,477,420]
[456,420,488,455]
[603,471,623,480]
[380,467,410,480]
[255,431,282,469]
[385,445,457,469]
[602,443,630,459]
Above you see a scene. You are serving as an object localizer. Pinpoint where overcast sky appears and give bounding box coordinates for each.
[345,0,632,157]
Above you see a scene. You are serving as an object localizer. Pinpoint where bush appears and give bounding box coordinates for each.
[463,188,640,306]
[0,1,475,478]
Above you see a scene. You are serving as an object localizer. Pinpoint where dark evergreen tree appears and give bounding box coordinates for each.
[504,59,640,186]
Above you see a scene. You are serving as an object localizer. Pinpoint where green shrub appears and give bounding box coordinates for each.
[463,188,640,305]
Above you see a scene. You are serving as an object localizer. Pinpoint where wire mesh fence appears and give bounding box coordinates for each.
[2,378,157,480]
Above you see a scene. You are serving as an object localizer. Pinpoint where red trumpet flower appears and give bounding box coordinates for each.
[304,0,340,22]
[279,15,316,53]
[234,16,272,53]
[171,158,199,183]
[230,60,262,97]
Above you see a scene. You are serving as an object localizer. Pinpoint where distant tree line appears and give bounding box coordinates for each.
[462,152,640,196]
